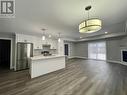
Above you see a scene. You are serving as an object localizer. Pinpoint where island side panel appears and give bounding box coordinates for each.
[30,56,65,78]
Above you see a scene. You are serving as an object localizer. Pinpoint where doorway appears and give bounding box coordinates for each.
[0,39,11,69]
[64,44,69,56]
[88,41,106,60]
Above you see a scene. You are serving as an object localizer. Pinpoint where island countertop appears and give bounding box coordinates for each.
[30,54,65,61]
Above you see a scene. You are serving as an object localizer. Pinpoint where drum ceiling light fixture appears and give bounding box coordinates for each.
[79,6,102,33]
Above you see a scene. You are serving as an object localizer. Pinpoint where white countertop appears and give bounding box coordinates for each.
[30,54,65,61]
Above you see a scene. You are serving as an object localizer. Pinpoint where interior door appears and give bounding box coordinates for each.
[0,39,11,69]
[64,44,69,56]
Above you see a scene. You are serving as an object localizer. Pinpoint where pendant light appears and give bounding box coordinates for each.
[58,33,61,42]
[41,28,46,40]
[79,5,102,33]
[42,35,45,40]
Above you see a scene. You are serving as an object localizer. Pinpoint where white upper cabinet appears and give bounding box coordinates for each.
[51,40,58,49]
[58,39,64,55]
[16,34,58,50]
[48,39,57,49]
[16,34,34,43]
[33,37,42,49]
[16,34,42,49]
[41,38,57,49]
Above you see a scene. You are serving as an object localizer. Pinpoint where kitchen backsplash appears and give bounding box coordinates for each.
[33,49,57,56]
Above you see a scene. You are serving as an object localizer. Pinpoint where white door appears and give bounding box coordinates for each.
[88,42,106,60]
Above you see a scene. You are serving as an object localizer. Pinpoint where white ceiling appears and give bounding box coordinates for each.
[0,0,127,39]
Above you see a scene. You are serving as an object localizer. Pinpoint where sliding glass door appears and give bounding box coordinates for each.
[88,42,106,60]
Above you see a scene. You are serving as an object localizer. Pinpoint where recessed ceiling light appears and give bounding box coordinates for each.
[105,32,108,34]
[49,35,51,38]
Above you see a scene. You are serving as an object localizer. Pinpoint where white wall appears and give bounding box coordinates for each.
[106,37,121,62]
[74,42,88,58]
[106,36,127,62]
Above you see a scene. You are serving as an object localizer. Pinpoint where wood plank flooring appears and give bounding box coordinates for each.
[0,59,127,95]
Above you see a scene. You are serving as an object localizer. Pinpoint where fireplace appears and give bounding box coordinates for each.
[121,50,127,62]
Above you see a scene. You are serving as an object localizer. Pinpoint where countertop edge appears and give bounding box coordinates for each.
[30,55,65,61]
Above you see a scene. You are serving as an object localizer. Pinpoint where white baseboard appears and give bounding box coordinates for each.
[72,56,106,61]
[68,56,127,66]
[67,56,87,59]
[73,56,88,59]
[67,56,76,59]
[107,60,127,66]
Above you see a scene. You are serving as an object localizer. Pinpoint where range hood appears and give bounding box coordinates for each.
[42,44,51,47]
[42,44,51,51]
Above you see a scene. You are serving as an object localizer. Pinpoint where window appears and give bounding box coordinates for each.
[88,42,106,60]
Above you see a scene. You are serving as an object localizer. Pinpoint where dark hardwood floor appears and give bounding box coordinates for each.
[0,59,127,95]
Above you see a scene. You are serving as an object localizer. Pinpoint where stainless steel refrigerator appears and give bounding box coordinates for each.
[16,42,33,71]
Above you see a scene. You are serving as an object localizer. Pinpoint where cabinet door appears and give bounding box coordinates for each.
[52,41,55,49]
[49,39,53,49]
[34,37,42,49]
[54,40,58,49]
[21,35,32,43]
[51,40,57,49]
[16,34,34,43]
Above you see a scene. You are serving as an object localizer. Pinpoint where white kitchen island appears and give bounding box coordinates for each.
[29,55,65,78]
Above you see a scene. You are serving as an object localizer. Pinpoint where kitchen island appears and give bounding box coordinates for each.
[29,55,65,78]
